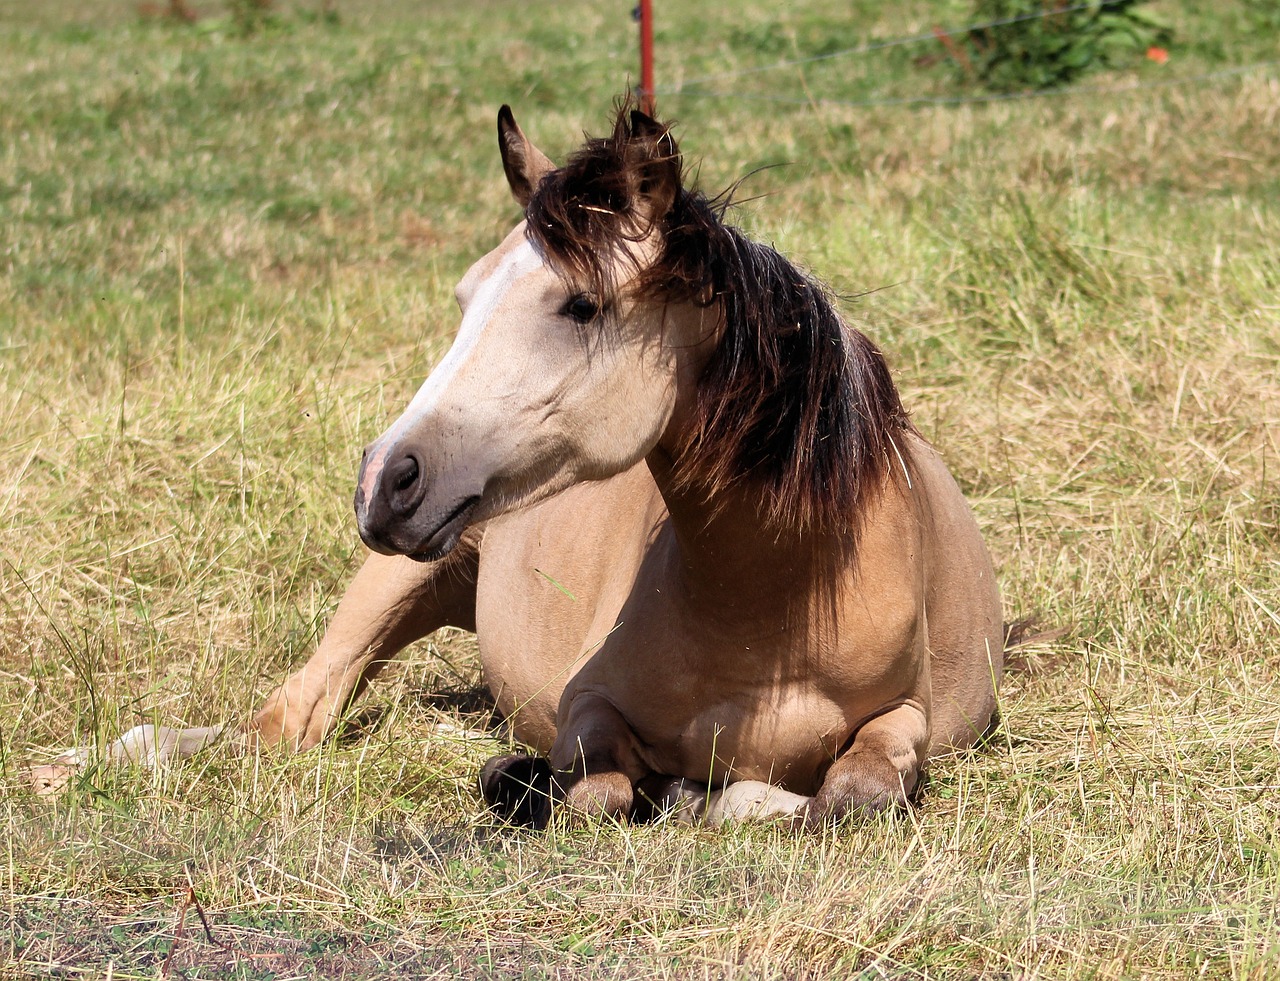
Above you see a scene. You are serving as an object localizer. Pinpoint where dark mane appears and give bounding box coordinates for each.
[525,105,915,536]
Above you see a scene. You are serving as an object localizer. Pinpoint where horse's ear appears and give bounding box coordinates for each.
[498,105,555,209]
[627,108,681,220]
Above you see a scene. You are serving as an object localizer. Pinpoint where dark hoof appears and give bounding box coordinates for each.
[479,753,555,830]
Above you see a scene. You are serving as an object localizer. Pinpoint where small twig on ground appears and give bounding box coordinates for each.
[160,886,195,979]
[184,867,228,951]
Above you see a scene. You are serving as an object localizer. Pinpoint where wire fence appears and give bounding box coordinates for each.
[652,2,1277,111]
[657,0,1138,93]
[667,59,1280,110]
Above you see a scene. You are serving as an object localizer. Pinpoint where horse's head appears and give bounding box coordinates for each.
[355,104,713,558]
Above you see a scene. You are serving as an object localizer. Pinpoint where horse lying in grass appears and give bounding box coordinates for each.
[32,102,1004,827]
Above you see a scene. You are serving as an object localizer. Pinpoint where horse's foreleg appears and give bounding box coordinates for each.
[805,701,929,827]
[26,724,229,796]
[251,532,479,752]
[27,535,480,796]
[550,693,650,823]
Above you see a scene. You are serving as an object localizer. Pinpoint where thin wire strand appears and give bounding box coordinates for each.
[657,0,1133,93]
[663,59,1279,111]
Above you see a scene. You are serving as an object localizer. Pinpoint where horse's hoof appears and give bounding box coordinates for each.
[25,761,78,798]
[479,753,555,830]
[800,787,901,830]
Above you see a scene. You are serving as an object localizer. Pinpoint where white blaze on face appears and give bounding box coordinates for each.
[359,240,545,500]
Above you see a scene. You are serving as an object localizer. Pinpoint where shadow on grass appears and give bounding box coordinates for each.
[333,682,502,747]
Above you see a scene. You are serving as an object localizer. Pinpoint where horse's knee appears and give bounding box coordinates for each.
[805,703,928,828]
[550,691,647,824]
[480,753,556,829]
[250,669,348,753]
[249,687,312,752]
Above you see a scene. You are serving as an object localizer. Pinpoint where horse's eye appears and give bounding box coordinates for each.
[562,294,602,324]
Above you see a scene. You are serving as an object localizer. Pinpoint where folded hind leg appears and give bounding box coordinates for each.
[805,701,929,828]
[251,530,480,752]
[633,776,811,827]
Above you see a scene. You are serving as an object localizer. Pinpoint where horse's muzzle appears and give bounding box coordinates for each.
[354,443,482,560]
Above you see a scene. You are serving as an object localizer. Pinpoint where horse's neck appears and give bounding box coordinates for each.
[642,295,854,614]
[644,447,835,615]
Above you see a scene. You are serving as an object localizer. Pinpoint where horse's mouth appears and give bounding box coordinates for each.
[408,494,482,561]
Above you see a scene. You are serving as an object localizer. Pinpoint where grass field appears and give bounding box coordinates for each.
[2,0,1279,976]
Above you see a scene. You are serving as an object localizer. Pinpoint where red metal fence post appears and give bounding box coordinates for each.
[638,0,655,113]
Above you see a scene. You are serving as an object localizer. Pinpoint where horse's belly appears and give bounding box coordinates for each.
[473,466,665,753]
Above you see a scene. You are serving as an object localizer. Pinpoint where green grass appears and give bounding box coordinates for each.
[2,0,1279,977]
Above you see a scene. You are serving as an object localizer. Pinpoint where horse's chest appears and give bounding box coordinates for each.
[575,612,855,793]
[638,678,848,793]
[473,467,666,752]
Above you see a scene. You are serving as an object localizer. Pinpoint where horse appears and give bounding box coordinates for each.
[31,102,1004,827]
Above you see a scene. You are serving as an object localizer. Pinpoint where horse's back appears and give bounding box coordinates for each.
[908,436,1003,755]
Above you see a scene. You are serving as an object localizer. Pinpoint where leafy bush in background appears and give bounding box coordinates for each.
[1241,0,1280,31]
[965,0,1173,92]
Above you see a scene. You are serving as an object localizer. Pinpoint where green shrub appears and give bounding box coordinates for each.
[965,0,1173,92]
[1242,0,1280,31]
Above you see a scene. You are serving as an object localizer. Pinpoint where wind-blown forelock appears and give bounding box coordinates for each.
[524,106,915,537]
[524,110,663,302]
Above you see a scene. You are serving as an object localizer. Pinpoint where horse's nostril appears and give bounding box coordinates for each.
[394,456,420,493]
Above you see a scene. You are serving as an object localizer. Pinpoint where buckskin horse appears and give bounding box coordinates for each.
[32,102,1004,827]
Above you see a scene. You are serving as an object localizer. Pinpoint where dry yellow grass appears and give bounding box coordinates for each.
[2,1,1278,977]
